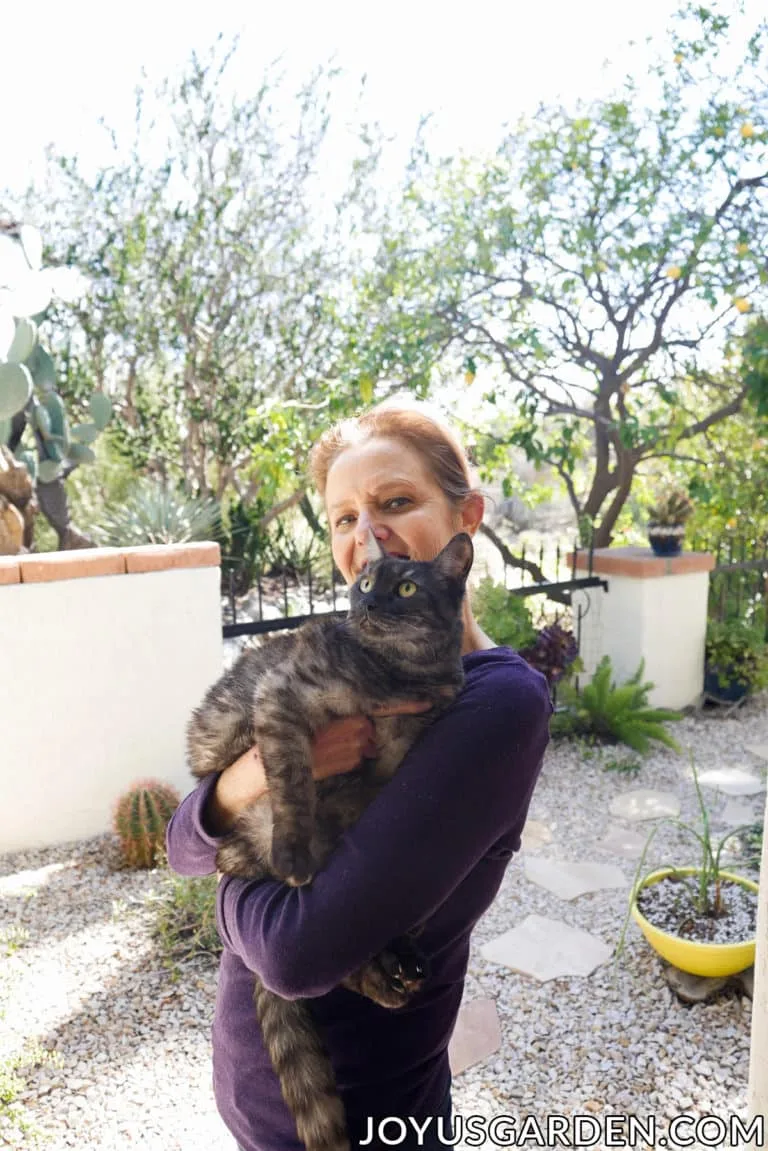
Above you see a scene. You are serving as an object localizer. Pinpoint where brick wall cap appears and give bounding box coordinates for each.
[568,546,715,578]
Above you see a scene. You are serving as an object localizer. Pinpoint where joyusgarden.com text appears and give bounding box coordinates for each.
[359,1111,763,1147]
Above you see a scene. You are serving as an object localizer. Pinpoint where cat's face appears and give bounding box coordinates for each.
[324,436,483,587]
[347,532,473,645]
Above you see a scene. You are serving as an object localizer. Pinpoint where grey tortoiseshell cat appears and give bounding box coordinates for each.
[186,529,473,1151]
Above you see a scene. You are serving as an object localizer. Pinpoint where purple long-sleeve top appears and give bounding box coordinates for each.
[166,646,552,1151]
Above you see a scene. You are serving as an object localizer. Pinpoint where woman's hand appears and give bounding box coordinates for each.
[207,701,435,833]
[312,701,434,779]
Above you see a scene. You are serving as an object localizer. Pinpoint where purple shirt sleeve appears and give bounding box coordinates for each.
[169,651,551,1000]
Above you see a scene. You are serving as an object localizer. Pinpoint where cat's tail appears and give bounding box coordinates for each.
[253,979,350,1151]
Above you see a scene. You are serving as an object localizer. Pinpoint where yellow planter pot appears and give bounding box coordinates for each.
[631,867,758,977]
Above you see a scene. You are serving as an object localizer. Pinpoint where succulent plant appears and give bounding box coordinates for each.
[518,622,580,685]
[0,220,112,549]
[112,779,181,869]
[646,487,694,528]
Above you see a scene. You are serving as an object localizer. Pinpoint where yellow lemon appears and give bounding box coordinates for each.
[741,123,755,139]
[733,297,751,313]
[736,243,750,256]
[464,371,476,386]
[665,266,682,280]
[673,53,684,64]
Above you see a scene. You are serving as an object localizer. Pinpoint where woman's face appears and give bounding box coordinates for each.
[324,436,480,586]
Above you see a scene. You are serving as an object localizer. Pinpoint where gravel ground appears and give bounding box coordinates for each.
[1,693,766,1151]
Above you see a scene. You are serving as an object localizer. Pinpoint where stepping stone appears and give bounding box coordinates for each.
[480,914,613,981]
[609,789,680,822]
[448,997,501,1076]
[520,819,552,852]
[716,798,759,827]
[663,964,729,1004]
[745,744,768,763]
[599,826,648,859]
[696,767,765,796]
[524,857,627,900]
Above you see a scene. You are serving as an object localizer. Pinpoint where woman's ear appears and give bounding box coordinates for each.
[458,492,485,537]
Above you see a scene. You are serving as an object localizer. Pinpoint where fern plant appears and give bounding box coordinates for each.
[557,656,683,753]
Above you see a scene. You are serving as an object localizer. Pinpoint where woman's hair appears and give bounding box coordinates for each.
[309,395,492,518]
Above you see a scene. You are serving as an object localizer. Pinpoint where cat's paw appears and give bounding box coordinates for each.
[361,938,431,1008]
[270,837,314,887]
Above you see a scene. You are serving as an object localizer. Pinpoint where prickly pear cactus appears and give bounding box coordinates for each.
[0,219,112,551]
[112,779,181,870]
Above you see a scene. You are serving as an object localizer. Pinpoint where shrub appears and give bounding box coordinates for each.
[471,577,537,649]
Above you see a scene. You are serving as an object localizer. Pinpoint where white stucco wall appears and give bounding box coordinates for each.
[572,569,709,710]
[1,564,223,854]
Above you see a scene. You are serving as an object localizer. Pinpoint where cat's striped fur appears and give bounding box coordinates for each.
[186,530,473,1151]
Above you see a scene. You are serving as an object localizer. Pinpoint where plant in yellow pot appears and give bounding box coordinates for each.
[617,753,760,978]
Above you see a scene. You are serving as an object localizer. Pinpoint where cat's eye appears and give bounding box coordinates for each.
[398,580,417,598]
[359,575,374,593]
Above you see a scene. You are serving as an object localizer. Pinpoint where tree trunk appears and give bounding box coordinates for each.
[36,477,96,550]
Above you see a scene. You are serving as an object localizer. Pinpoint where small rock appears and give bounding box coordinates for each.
[662,964,729,1003]
[736,967,754,999]
[520,819,553,852]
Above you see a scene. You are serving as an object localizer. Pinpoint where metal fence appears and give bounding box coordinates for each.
[221,534,607,646]
[691,534,768,639]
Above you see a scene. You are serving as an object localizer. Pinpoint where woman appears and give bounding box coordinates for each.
[165,399,553,1151]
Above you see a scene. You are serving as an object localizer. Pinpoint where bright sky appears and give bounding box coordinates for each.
[2,0,762,433]
[1,0,733,201]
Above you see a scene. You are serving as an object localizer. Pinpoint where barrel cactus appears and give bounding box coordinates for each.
[112,779,181,869]
[0,218,112,552]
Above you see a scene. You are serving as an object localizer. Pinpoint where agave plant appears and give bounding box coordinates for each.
[92,476,221,546]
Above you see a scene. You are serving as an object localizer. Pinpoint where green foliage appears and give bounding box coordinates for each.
[355,2,768,547]
[112,780,181,870]
[30,42,386,527]
[704,618,768,692]
[147,849,221,976]
[557,656,684,753]
[92,476,221,546]
[0,222,112,490]
[471,577,537,649]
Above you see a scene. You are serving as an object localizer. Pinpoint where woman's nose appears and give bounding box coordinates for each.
[354,511,389,544]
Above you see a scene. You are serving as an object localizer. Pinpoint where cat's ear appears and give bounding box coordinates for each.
[434,532,474,582]
[364,528,386,566]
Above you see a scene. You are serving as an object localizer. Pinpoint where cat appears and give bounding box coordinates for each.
[186,529,474,1151]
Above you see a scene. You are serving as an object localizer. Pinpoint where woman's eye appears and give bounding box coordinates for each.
[398,580,417,598]
[388,497,410,510]
[359,575,373,593]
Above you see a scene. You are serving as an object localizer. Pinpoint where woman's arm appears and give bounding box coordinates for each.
[217,653,552,999]
[165,715,394,876]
